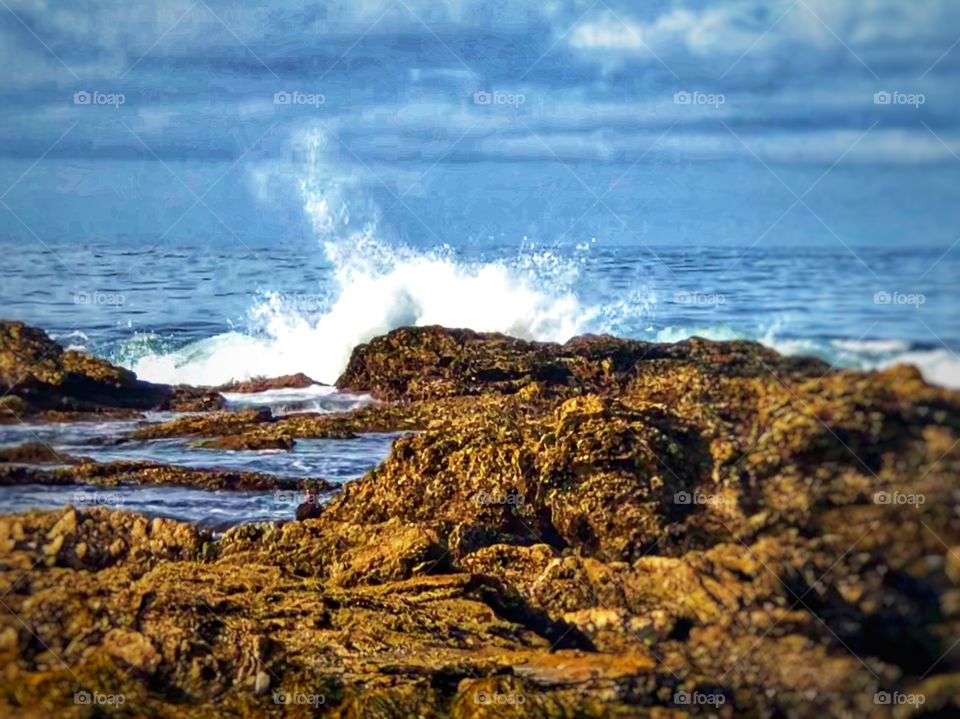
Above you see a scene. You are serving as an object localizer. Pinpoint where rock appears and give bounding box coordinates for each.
[295,489,324,520]
[947,547,960,585]
[47,508,78,538]
[217,373,321,393]
[0,320,223,417]
[103,629,162,675]
[0,458,334,493]
[0,442,86,464]
[334,325,830,400]
[130,407,274,440]
[165,385,225,412]
[0,324,958,717]
[322,393,704,561]
[0,395,28,416]
[42,534,63,557]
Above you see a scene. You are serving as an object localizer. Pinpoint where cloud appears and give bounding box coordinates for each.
[566,0,960,76]
[0,0,957,170]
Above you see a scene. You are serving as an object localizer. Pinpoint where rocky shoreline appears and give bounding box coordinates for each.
[0,320,958,716]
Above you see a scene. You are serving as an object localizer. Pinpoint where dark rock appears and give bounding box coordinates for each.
[0,320,224,417]
[217,372,321,393]
[0,324,957,717]
[0,458,334,492]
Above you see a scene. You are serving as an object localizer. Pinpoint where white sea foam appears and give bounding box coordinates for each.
[118,127,960,391]
[126,235,598,386]
[221,384,373,416]
[125,303,960,390]
[124,127,603,386]
[634,324,960,389]
[767,336,960,388]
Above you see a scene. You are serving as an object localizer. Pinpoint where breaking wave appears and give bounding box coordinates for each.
[123,236,599,386]
[115,127,960,390]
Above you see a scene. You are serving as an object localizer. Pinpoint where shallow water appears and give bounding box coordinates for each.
[0,388,397,526]
[221,384,373,415]
[75,434,400,480]
[0,484,315,529]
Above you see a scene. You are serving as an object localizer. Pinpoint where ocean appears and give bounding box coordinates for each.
[2,155,958,389]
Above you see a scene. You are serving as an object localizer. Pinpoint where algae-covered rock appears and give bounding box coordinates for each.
[0,457,334,492]
[0,320,223,418]
[335,325,830,400]
[217,373,321,393]
[0,323,958,717]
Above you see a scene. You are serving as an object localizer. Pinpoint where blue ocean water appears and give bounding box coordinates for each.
[1,228,957,387]
[0,404,399,525]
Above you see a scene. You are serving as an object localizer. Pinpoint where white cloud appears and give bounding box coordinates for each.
[567,1,958,71]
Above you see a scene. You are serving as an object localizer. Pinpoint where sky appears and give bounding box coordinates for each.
[1,0,959,248]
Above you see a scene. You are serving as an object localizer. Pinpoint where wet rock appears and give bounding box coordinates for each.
[0,442,87,465]
[0,320,223,418]
[294,488,324,520]
[128,402,426,442]
[0,458,334,492]
[335,325,831,400]
[217,372,321,393]
[130,407,274,440]
[0,325,958,717]
[165,385,225,412]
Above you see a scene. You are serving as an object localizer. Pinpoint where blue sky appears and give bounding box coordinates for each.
[1,0,959,247]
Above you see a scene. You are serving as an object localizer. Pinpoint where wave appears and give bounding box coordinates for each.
[120,296,960,390]
[112,127,960,391]
[762,336,960,389]
[221,385,372,416]
[646,327,960,389]
[122,236,599,386]
[120,127,605,386]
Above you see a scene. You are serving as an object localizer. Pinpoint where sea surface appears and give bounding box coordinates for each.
[1,229,958,389]
[0,390,397,527]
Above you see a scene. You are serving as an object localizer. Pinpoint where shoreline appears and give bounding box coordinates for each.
[0,320,958,716]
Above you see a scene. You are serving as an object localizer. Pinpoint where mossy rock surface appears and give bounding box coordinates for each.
[0,322,958,717]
